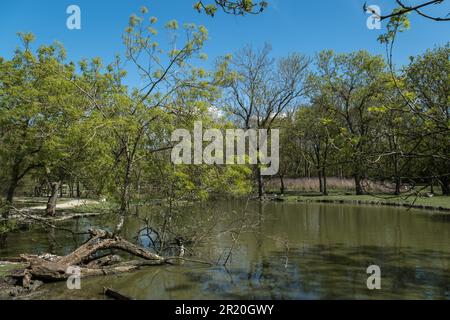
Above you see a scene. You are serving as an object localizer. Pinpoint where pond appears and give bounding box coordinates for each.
[1,201,449,300]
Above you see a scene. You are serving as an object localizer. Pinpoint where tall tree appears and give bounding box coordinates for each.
[314,50,389,195]
[220,44,310,198]
[403,44,450,195]
[294,101,337,196]
[69,9,216,214]
[0,34,70,214]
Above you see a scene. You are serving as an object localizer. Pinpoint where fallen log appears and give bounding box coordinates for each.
[57,229,163,266]
[45,212,103,222]
[86,254,122,268]
[5,227,213,291]
[11,211,103,223]
[8,209,102,236]
[104,287,133,300]
[13,229,167,285]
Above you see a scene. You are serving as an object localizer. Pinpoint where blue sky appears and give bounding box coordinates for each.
[1,0,449,88]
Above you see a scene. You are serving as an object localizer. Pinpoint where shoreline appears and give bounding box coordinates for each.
[281,194,450,213]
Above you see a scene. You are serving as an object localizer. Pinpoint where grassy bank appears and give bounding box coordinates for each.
[0,200,115,238]
[0,263,27,277]
[282,192,450,212]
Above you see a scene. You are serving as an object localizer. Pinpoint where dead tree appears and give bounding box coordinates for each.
[11,229,168,287]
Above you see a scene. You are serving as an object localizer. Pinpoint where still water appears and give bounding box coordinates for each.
[1,201,449,300]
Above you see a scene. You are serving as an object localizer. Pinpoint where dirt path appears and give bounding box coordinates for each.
[27,199,100,211]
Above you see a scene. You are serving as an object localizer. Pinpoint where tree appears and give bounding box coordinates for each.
[294,101,337,196]
[0,35,118,216]
[314,50,389,195]
[373,95,412,195]
[275,112,300,194]
[68,9,213,214]
[0,34,69,214]
[219,44,310,198]
[403,44,450,195]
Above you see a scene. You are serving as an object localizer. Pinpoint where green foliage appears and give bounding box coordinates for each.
[0,220,18,236]
[378,8,410,44]
[0,10,253,212]
[194,0,268,17]
[0,6,449,220]
[277,46,449,196]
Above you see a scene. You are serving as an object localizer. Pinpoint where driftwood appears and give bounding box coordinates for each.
[11,229,167,286]
[0,257,25,263]
[11,211,103,223]
[103,287,133,300]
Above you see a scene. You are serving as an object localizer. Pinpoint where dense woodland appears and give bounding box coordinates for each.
[0,3,449,221]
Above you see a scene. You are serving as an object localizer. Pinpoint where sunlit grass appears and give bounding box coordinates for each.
[283,192,450,210]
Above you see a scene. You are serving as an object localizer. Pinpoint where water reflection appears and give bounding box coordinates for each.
[1,201,449,300]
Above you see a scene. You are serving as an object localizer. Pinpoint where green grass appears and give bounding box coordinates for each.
[282,192,450,211]
[0,263,27,277]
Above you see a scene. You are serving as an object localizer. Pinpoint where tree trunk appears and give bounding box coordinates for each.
[15,229,166,284]
[392,153,401,196]
[6,174,19,205]
[354,174,366,195]
[69,182,74,198]
[46,182,61,217]
[4,173,20,219]
[440,176,450,196]
[59,183,64,198]
[279,175,285,195]
[104,288,133,300]
[322,167,328,196]
[76,181,81,198]
[257,166,265,199]
[394,177,401,196]
[317,168,323,194]
[120,161,134,214]
[304,160,309,178]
